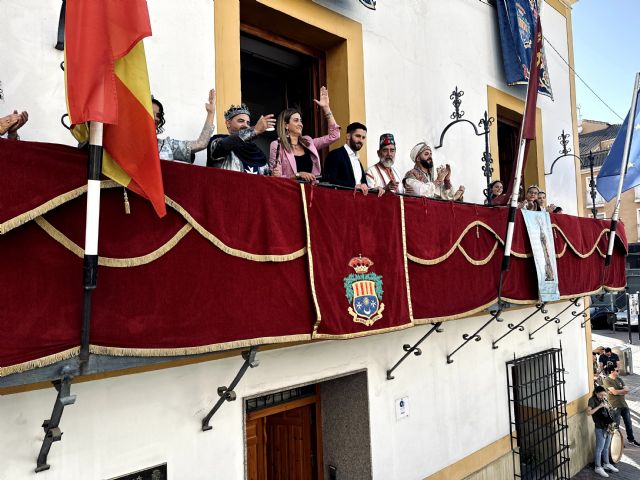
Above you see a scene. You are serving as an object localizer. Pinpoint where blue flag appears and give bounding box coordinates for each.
[496,0,553,98]
[596,89,640,202]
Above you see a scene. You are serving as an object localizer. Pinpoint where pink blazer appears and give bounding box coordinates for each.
[269,123,340,178]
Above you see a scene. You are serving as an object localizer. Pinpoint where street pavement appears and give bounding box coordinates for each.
[572,327,640,479]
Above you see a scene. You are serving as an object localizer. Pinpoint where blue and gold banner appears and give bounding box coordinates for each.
[496,0,553,98]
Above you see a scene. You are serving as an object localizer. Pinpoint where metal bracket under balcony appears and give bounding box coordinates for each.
[202,347,259,432]
[492,303,547,349]
[557,301,589,334]
[386,322,444,380]
[35,366,77,473]
[447,305,504,364]
[528,298,579,340]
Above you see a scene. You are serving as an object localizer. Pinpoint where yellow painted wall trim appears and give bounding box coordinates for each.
[213,0,367,163]
[424,393,590,480]
[545,0,570,17]
[487,85,545,191]
[214,0,242,128]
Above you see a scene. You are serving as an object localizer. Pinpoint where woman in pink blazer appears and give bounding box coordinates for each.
[269,86,340,181]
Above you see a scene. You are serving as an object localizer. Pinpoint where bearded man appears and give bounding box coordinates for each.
[323,122,369,193]
[365,133,404,193]
[403,142,464,201]
[206,104,275,174]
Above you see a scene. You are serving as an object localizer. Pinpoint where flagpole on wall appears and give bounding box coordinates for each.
[605,72,640,266]
[500,17,541,282]
[79,121,103,371]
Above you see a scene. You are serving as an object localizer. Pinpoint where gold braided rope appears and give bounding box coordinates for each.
[407,221,530,265]
[35,217,193,267]
[407,221,617,266]
[551,223,610,258]
[164,196,305,262]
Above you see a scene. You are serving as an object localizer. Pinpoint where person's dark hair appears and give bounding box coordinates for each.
[553,206,563,214]
[152,97,165,134]
[605,347,612,353]
[489,180,504,197]
[604,365,617,375]
[594,385,607,395]
[347,122,367,134]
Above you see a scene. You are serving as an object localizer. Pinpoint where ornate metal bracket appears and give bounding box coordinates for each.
[557,302,589,334]
[581,311,594,328]
[55,0,66,51]
[202,347,259,431]
[435,86,495,205]
[529,298,579,340]
[447,306,504,364]
[492,303,547,349]
[35,366,77,473]
[545,130,598,217]
[386,322,444,380]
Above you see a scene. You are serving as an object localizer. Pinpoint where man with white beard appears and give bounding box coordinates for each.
[365,133,404,193]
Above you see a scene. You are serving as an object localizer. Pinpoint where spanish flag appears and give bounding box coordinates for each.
[65,0,166,217]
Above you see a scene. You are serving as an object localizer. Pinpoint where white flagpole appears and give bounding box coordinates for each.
[605,72,640,266]
[80,121,103,370]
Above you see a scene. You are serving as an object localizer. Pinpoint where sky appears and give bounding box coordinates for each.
[572,0,640,125]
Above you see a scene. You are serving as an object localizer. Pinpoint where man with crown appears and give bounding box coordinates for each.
[206,104,276,174]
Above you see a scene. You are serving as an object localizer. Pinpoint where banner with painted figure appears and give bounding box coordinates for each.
[522,210,560,302]
[496,0,553,98]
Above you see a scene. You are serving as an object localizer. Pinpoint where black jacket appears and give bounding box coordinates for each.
[323,146,366,188]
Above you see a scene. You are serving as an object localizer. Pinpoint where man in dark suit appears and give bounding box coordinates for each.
[323,122,369,193]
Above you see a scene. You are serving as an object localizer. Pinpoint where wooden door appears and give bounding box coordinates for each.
[246,416,267,480]
[265,405,314,480]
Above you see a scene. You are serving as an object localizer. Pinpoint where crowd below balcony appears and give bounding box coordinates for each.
[1,86,561,212]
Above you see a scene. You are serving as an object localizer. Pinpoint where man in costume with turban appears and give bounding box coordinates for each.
[403,142,465,201]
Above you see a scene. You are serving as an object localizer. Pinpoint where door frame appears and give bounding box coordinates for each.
[245,386,324,480]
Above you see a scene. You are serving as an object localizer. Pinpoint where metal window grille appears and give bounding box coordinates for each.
[506,348,570,480]
[245,385,315,413]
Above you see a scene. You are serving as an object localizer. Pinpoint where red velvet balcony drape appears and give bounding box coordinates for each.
[0,140,627,375]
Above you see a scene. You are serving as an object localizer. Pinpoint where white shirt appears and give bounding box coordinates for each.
[366,162,404,193]
[344,144,363,184]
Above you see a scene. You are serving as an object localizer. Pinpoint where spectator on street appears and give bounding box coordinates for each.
[587,385,619,477]
[603,365,640,447]
[599,348,620,372]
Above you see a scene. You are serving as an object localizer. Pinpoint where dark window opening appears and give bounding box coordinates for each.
[240,29,324,158]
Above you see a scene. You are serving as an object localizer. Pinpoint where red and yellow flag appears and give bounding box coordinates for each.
[65,0,166,217]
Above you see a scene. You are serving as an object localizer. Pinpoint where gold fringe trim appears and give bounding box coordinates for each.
[0,186,87,235]
[312,320,414,340]
[35,217,193,267]
[400,197,415,323]
[413,298,500,324]
[300,185,323,335]
[89,334,312,357]
[0,347,80,377]
[164,196,306,262]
